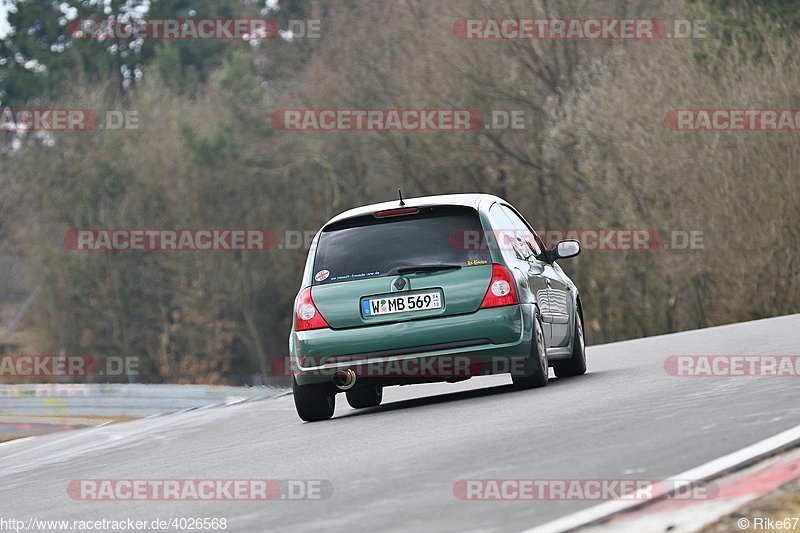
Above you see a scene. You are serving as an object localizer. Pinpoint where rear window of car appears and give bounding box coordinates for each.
[312,206,491,284]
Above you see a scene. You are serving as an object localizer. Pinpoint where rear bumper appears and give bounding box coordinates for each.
[290,304,533,387]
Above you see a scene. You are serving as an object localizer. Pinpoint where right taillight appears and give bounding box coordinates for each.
[479,264,519,309]
[294,287,330,331]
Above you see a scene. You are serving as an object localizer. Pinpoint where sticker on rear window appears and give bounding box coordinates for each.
[329,271,380,282]
[314,269,330,282]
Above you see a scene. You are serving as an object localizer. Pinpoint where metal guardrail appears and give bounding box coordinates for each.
[0,383,287,418]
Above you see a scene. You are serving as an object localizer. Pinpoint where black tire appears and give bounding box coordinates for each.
[512,308,549,389]
[346,386,383,409]
[554,308,587,378]
[292,376,335,422]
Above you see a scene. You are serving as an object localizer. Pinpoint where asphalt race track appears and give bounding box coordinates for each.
[1,314,799,532]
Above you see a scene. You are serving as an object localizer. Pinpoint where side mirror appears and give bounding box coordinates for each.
[555,239,580,259]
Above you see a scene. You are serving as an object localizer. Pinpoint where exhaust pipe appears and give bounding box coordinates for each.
[332,369,357,391]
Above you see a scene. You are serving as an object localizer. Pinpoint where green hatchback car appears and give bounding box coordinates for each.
[289,194,586,421]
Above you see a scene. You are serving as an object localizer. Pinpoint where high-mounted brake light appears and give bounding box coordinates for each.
[295,287,330,331]
[479,264,519,309]
[373,207,420,218]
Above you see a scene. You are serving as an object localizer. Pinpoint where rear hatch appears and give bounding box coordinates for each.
[311,205,493,329]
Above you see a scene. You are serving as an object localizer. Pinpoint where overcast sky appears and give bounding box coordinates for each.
[0,2,10,39]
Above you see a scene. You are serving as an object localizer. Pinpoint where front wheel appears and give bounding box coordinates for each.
[554,309,587,378]
[512,308,549,389]
[292,376,335,422]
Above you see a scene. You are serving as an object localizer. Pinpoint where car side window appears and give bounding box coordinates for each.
[500,205,542,257]
[488,204,528,262]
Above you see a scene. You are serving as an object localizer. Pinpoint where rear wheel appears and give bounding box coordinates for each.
[554,308,587,378]
[346,386,383,409]
[512,308,549,389]
[292,376,335,422]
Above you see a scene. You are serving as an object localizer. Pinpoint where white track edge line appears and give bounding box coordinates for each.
[522,423,800,533]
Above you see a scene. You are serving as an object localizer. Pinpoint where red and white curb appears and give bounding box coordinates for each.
[524,423,800,533]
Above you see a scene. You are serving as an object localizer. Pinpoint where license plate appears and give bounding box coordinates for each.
[362,291,442,317]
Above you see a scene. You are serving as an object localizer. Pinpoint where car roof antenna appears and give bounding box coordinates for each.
[398,188,405,206]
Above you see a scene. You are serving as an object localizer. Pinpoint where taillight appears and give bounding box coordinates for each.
[373,207,419,218]
[479,264,519,308]
[295,287,330,331]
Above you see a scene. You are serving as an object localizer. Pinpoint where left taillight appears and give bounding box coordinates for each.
[479,264,519,309]
[294,287,329,331]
